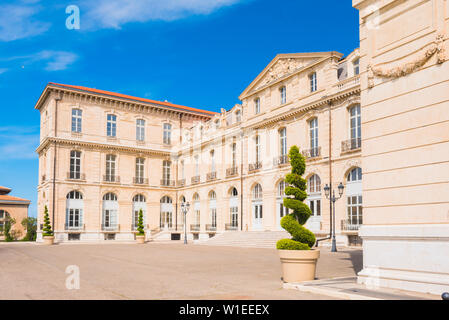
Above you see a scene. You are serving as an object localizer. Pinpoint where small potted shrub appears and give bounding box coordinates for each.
[136,209,145,244]
[42,205,55,245]
[277,146,320,282]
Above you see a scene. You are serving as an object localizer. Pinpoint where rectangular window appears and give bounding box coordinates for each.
[231,207,238,227]
[309,118,318,151]
[347,195,363,225]
[350,105,361,141]
[310,72,317,92]
[106,154,116,180]
[354,59,360,75]
[163,160,171,181]
[279,128,287,156]
[231,143,237,168]
[181,160,185,180]
[280,87,286,104]
[211,208,217,228]
[255,98,260,114]
[163,123,172,145]
[107,114,117,137]
[71,109,82,133]
[135,158,145,182]
[70,151,81,179]
[195,155,199,176]
[136,119,145,141]
[255,135,261,163]
[210,150,215,172]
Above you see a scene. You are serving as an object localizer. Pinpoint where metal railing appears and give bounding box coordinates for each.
[67,172,86,180]
[133,177,148,185]
[248,161,262,172]
[274,155,289,166]
[341,138,361,153]
[225,223,238,231]
[177,179,186,187]
[302,147,321,159]
[190,224,200,232]
[103,175,120,183]
[226,167,238,177]
[101,224,120,231]
[341,219,362,232]
[64,224,85,231]
[191,175,201,185]
[205,224,217,231]
[160,179,175,187]
[207,172,217,181]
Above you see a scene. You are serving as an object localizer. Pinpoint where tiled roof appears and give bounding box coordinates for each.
[0,195,30,203]
[0,186,11,195]
[48,83,218,116]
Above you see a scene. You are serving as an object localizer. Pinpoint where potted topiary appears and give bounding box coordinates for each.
[277,146,320,282]
[135,209,145,244]
[42,205,54,245]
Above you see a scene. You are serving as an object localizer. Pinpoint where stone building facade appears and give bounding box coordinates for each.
[36,50,362,244]
[0,186,30,240]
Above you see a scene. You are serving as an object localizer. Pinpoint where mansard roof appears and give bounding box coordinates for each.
[239,51,344,100]
[35,83,218,117]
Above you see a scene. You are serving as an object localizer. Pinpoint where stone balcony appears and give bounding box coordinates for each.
[341,138,361,153]
[248,161,262,173]
[103,175,120,183]
[226,167,238,178]
[67,172,86,181]
[302,147,321,160]
[133,177,148,185]
[273,155,289,167]
[191,175,201,185]
[206,171,217,182]
[160,179,175,187]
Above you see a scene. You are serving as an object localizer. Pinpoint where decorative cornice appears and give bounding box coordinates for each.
[36,137,173,158]
[368,34,446,88]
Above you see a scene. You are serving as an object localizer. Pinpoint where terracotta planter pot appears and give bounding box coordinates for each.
[136,235,145,244]
[43,236,55,245]
[278,249,320,283]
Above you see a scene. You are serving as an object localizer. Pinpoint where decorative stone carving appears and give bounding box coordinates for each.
[367,34,446,88]
[255,58,309,90]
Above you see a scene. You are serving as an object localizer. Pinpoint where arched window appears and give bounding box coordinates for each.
[71,109,82,133]
[307,175,322,221]
[133,194,146,230]
[66,191,83,230]
[230,187,238,197]
[235,110,241,123]
[102,192,118,230]
[277,181,287,197]
[346,167,363,227]
[347,167,362,182]
[308,174,321,193]
[180,195,186,203]
[160,196,173,228]
[252,184,263,200]
[229,188,238,228]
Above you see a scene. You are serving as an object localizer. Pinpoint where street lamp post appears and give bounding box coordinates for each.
[324,182,345,253]
[181,201,190,245]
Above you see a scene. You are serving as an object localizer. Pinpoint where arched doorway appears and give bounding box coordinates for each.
[132,194,146,230]
[102,192,118,231]
[252,184,263,230]
[160,196,173,229]
[305,174,322,231]
[228,187,239,230]
[66,191,83,230]
[276,181,289,230]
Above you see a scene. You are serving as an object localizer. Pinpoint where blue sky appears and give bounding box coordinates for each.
[0,0,359,217]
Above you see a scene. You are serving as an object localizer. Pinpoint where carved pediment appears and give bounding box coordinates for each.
[253,58,313,91]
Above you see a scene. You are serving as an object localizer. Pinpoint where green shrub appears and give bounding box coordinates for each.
[276,146,316,250]
[22,217,37,241]
[42,205,53,237]
[4,216,16,242]
[136,209,145,236]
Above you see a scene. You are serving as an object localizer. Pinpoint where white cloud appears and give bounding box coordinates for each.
[0,4,50,41]
[35,51,78,71]
[0,126,40,160]
[0,50,78,71]
[82,0,243,29]
[0,68,8,74]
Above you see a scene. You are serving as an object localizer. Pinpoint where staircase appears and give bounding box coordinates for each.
[197,231,290,249]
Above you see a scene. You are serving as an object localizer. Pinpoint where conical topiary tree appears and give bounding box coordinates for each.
[42,205,53,237]
[136,208,145,236]
[276,146,316,250]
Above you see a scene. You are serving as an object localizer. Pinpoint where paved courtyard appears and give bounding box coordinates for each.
[0,242,362,300]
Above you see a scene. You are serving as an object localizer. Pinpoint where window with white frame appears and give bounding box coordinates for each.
[255,98,261,114]
[280,86,287,105]
[102,192,118,229]
[230,188,239,227]
[255,135,261,163]
[231,143,237,168]
[136,119,145,141]
[252,183,263,200]
[309,118,318,151]
[209,191,217,228]
[107,114,117,137]
[66,191,83,229]
[307,175,321,217]
[70,150,81,179]
[133,194,146,229]
[163,123,172,145]
[353,58,360,75]
[210,150,215,173]
[194,155,199,176]
[105,154,116,180]
[279,128,287,156]
[193,193,200,226]
[180,160,185,180]
[135,158,145,183]
[163,160,171,182]
[71,109,82,133]
[309,72,317,92]
[346,167,363,226]
[349,104,361,142]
